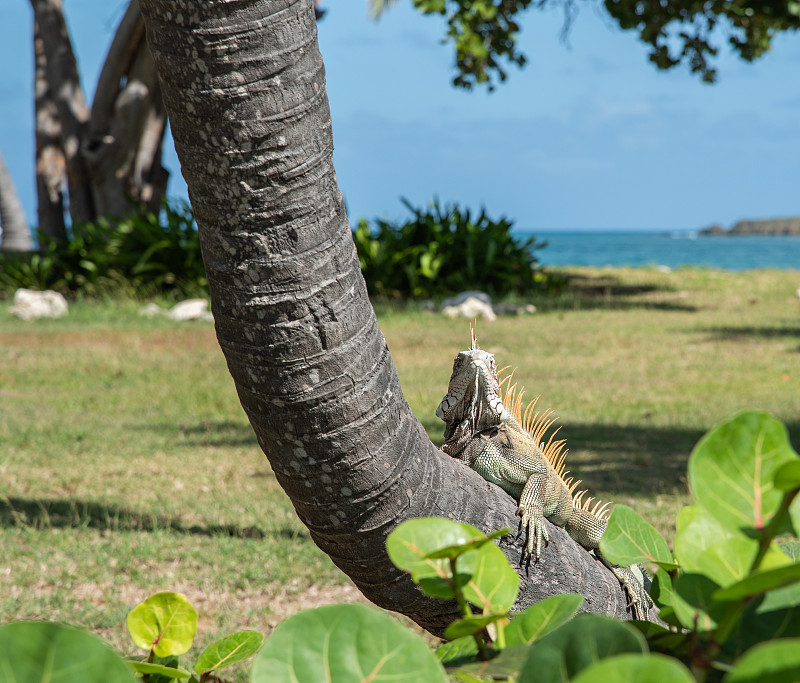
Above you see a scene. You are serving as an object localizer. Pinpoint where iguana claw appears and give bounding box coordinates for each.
[518,503,548,559]
[611,565,654,621]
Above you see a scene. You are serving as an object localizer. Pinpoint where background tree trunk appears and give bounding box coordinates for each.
[30,0,95,226]
[0,150,33,251]
[32,15,67,243]
[138,0,635,634]
[85,0,168,217]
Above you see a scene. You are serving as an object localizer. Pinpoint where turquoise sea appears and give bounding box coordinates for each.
[520,231,800,271]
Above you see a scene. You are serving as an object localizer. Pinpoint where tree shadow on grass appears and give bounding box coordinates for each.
[0,496,307,540]
[129,420,259,448]
[698,324,800,351]
[550,419,800,498]
[539,271,699,313]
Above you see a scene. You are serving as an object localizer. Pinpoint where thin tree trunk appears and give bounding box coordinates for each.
[138,0,634,634]
[30,0,95,226]
[0,150,33,251]
[32,16,67,243]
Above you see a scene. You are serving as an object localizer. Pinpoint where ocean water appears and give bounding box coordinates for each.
[520,231,800,271]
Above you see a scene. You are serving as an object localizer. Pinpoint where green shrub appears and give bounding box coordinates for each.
[353,198,552,299]
[0,200,207,299]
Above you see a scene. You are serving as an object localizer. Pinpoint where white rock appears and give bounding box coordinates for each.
[8,288,68,320]
[441,296,497,321]
[168,299,213,321]
[440,290,492,309]
[139,303,164,318]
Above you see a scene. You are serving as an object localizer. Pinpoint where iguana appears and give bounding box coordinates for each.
[436,333,653,620]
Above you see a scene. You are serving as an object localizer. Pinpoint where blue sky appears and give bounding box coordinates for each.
[1,1,798,232]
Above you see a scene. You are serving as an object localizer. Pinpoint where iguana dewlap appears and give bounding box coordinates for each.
[436,338,653,621]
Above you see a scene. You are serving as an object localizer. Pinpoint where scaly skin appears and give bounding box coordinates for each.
[437,344,653,621]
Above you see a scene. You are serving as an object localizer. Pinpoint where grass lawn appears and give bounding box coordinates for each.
[1,266,799,678]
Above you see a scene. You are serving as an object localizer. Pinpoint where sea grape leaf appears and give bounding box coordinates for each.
[126,591,198,657]
[773,460,800,491]
[650,568,674,608]
[425,528,511,559]
[688,411,798,533]
[671,573,726,631]
[517,613,646,683]
[0,621,135,683]
[387,517,519,612]
[504,593,584,646]
[725,638,800,683]
[570,653,694,683]
[599,504,677,569]
[714,563,800,601]
[435,636,478,664]
[444,612,508,640]
[194,630,264,675]
[451,645,531,680]
[250,604,447,683]
[127,660,192,678]
[673,505,731,572]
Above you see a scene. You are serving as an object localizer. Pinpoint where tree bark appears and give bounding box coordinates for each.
[0,150,33,251]
[85,0,169,217]
[138,0,635,634]
[30,0,95,226]
[32,15,67,243]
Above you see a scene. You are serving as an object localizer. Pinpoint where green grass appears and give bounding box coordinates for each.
[1,267,799,677]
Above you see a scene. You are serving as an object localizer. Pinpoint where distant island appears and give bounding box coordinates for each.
[700,217,800,236]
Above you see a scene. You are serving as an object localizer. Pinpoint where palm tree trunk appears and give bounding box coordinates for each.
[138,0,633,633]
[0,150,33,251]
[32,15,67,243]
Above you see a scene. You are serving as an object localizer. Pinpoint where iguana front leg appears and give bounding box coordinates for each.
[595,549,654,621]
[518,476,550,558]
[467,442,555,558]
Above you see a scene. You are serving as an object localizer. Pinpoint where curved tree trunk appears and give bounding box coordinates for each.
[138,0,634,633]
[0,150,33,251]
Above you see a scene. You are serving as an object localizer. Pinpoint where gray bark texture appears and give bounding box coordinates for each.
[33,15,67,242]
[138,0,636,634]
[0,150,33,251]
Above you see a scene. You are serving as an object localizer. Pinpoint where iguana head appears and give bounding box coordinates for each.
[436,341,509,437]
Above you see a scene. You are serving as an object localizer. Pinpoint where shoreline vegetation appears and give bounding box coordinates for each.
[700,217,800,236]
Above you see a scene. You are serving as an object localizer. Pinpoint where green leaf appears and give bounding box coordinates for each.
[671,573,726,631]
[505,594,584,646]
[444,613,508,640]
[599,504,677,569]
[435,636,478,664]
[250,604,447,683]
[127,660,192,678]
[387,517,519,612]
[774,460,800,491]
[425,528,511,559]
[714,563,800,601]
[194,630,263,675]
[450,645,531,680]
[126,592,198,657]
[650,568,674,608]
[673,505,731,572]
[517,613,646,683]
[726,638,800,683]
[570,653,694,683]
[0,621,136,683]
[688,411,798,532]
